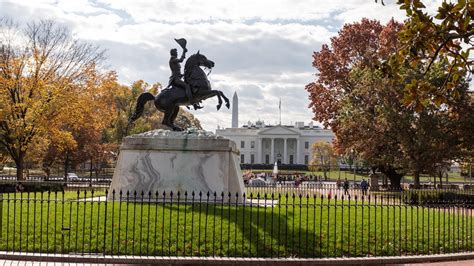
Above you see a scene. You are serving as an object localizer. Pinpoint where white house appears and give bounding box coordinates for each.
[215,92,335,165]
[216,122,334,165]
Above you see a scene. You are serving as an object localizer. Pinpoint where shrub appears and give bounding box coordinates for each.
[0,182,64,193]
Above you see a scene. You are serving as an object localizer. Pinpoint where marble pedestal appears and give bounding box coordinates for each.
[108,129,245,201]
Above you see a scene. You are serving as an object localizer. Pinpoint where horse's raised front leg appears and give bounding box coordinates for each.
[193,90,222,110]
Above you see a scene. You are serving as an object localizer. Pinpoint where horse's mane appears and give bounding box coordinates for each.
[184,53,199,76]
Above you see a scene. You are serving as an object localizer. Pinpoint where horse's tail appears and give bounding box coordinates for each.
[129,92,155,123]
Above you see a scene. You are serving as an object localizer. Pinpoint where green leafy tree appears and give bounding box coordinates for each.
[376,0,473,108]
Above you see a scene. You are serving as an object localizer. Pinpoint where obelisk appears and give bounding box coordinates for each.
[232,91,238,128]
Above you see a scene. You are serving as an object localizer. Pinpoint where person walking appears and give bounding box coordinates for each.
[343,178,350,195]
[360,178,369,196]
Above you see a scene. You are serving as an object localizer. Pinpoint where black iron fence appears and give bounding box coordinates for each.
[0,189,472,258]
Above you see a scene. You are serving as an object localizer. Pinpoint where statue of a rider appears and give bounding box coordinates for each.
[167,38,202,110]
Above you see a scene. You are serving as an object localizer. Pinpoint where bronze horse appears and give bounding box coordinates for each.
[129,52,230,131]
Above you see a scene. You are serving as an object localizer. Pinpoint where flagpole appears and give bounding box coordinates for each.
[279,98,281,125]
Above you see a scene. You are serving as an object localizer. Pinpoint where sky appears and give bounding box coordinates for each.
[0,0,444,131]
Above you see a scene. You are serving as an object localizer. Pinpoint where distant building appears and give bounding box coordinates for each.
[216,92,335,165]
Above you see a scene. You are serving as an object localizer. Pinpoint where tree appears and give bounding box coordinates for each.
[376,0,473,108]
[306,19,473,189]
[306,19,402,185]
[41,71,118,179]
[0,19,104,180]
[0,145,9,170]
[309,141,338,180]
[336,63,472,189]
[306,19,401,129]
[460,158,473,178]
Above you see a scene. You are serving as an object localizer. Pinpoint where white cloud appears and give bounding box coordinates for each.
[0,0,444,131]
[96,0,335,23]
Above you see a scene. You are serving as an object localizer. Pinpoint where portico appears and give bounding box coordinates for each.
[259,137,299,164]
[256,126,301,164]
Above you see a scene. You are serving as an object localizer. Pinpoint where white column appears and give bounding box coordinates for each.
[257,138,262,163]
[296,138,300,164]
[283,138,287,164]
[270,138,274,164]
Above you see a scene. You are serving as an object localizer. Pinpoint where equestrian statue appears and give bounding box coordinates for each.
[129,38,230,131]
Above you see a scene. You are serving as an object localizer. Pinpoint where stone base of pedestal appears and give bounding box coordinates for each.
[107,129,245,201]
[369,174,379,191]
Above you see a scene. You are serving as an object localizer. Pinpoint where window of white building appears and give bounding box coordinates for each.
[241,154,245,163]
[250,141,255,149]
[304,155,309,165]
[265,154,269,164]
[251,154,255,164]
[240,141,245,148]
[305,141,309,149]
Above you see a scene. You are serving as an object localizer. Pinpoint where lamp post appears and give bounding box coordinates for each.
[469,161,472,187]
[351,149,356,182]
[353,163,356,182]
[338,156,341,180]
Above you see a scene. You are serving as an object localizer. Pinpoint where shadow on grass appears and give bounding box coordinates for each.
[182,198,324,258]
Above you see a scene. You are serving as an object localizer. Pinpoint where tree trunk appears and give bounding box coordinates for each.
[388,175,401,190]
[64,151,69,181]
[15,151,25,181]
[89,158,93,179]
[379,165,403,190]
[413,171,420,189]
[438,171,443,189]
[89,157,93,187]
[44,167,50,181]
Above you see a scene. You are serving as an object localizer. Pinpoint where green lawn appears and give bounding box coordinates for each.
[0,192,472,257]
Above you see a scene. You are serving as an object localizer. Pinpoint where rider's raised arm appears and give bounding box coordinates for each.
[178,48,187,63]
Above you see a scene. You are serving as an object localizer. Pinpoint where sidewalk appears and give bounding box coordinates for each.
[0,252,472,265]
[406,260,474,265]
[0,259,473,265]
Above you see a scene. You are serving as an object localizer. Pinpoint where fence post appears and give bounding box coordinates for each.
[177,191,181,257]
[183,191,188,257]
[0,192,3,240]
[168,191,173,256]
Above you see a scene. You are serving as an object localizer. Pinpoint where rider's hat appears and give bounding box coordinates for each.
[174,38,187,50]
